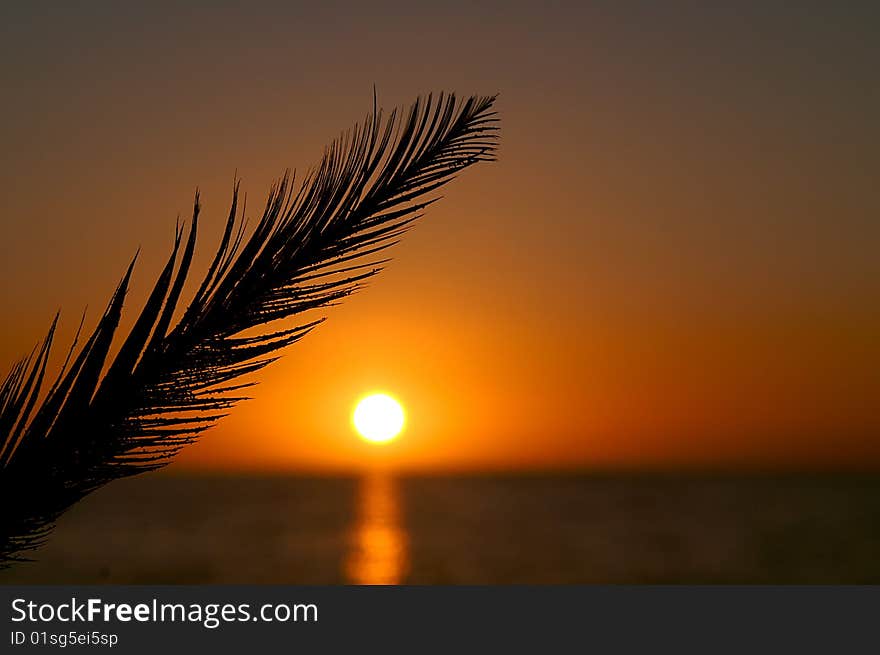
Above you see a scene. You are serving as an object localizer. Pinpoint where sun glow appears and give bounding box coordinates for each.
[353,393,405,444]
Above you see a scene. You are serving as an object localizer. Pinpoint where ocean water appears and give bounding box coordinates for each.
[2,473,880,584]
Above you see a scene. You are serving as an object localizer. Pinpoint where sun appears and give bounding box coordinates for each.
[353,393,405,444]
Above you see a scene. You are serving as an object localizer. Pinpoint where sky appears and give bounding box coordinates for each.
[0,1,877,472]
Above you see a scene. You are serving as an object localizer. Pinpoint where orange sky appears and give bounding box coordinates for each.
[1,2,878,471]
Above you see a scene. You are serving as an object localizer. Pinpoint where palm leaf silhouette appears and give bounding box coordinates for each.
[0,92,498,567]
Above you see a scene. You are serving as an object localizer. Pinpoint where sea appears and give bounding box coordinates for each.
[2,473,880,584]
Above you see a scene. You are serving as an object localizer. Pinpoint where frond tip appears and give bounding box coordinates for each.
[0,92,499,566]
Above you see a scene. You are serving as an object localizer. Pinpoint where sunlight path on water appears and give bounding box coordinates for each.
[344,472,409,584]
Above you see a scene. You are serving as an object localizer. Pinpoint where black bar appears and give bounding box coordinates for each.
[1,586,876,652]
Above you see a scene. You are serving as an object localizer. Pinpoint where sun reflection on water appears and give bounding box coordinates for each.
[344,473,409,584]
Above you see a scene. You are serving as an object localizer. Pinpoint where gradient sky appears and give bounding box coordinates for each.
[1,1,878,471]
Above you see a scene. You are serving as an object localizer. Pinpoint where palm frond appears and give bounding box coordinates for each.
[0,92,498,566]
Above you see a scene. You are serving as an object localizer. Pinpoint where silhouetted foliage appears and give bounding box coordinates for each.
[0,92,498,566]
